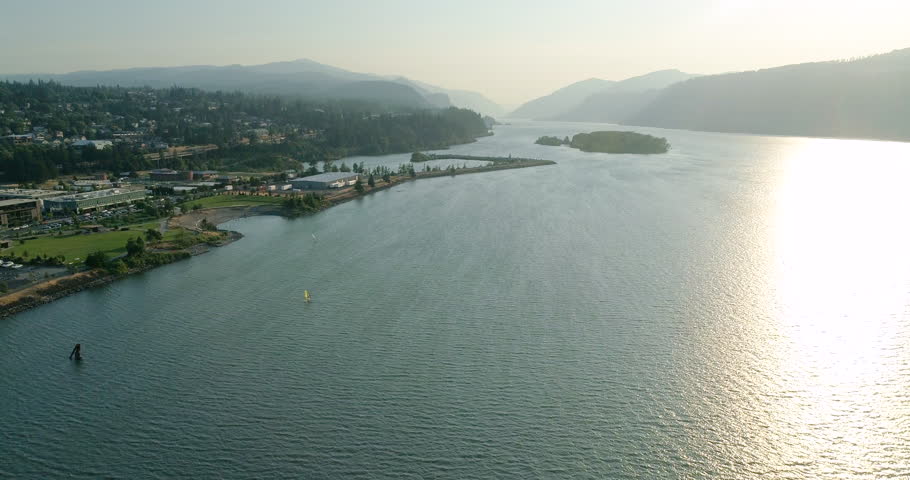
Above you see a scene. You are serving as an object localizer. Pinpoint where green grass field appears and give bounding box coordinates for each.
[3,222,186,264]
[182,195,283,210]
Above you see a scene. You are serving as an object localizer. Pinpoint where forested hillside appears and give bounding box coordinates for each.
[510,78,614,119]
[0,81,490,182]
[551,70,698,123]
[511,70,698,120]
[1,59,505,114]
[626,49,910,140]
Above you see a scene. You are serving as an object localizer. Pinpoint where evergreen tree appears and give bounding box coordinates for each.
[126,236,145,256]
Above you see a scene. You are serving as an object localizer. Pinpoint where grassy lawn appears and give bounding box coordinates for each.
[182,195,283,210]
[4,222,187,264]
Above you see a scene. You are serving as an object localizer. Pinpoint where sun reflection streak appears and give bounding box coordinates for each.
[769,138,910,475]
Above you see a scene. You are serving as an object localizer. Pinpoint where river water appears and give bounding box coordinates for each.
[2,121,909,479]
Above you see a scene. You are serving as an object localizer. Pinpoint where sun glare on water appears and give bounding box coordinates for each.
[767,138,910,474]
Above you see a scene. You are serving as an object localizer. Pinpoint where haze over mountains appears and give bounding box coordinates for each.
[1,59,506,117]
[4,46,910,142]
[513,47,910,141]
[511,70,698,120]
[392,77,507,118]
[550,70,700,123]
[510,78,617,120]
[627,48,910,141]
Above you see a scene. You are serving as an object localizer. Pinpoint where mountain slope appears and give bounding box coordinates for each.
[608,69,698,93]
[323,81,433,108]
[552,89,661,123]
[510,78,615,119]
[393,77,505,117]
[1,59,505,113]
[2,64,430,108]
[552,69,699,122]
[246,58,372,80]
[626,48,910,140]
[3,61,392,110]
[443,90,507,118]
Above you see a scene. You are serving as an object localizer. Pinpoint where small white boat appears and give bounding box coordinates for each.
[1,261,13,268]
[11,264,23,269]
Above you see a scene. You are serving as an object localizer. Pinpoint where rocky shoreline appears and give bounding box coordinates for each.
[0,271,114,319]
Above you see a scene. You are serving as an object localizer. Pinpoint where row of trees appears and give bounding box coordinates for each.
[282,193,327,214]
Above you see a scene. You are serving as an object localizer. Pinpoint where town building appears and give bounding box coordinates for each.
[0,198,42,227]
[2,133,36,145]
[216,175,239,184]
[71,139,113,150]
[72,180,113,191]
[0,188,66,201]
[142,144,218,162]
[192,170,219,180]
[43,187,147,213]
[0,188,67,211]
[149,169,193,181]
[289,172,360,190]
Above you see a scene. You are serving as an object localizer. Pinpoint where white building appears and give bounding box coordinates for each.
[71,139,113,150]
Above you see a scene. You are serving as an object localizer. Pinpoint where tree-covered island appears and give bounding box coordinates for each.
[534,135,570,146]
[536,131,670,154]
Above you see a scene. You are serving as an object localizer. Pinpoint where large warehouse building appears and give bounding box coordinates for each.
[43,187,147,213]
[0,188,66,201]
[149,169,194,181]
[0,198,41,227]
[0,188,66,211]
[289,172,360,190]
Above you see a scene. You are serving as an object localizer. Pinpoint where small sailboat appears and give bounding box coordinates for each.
[304,290,311,303]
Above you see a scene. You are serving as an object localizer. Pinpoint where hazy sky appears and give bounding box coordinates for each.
[1,0,908,106]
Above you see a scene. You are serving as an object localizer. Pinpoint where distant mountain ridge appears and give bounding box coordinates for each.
[393,77,507,118]
[510,78,615,119]
[626,48,910,141]
[1,59,505,115]
[514,48,910,141]
[550,70,699,123]
[551,89,661,124]
[511,70,698,120]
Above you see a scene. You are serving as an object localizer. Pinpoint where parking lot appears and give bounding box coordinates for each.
[2,204,142,236]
